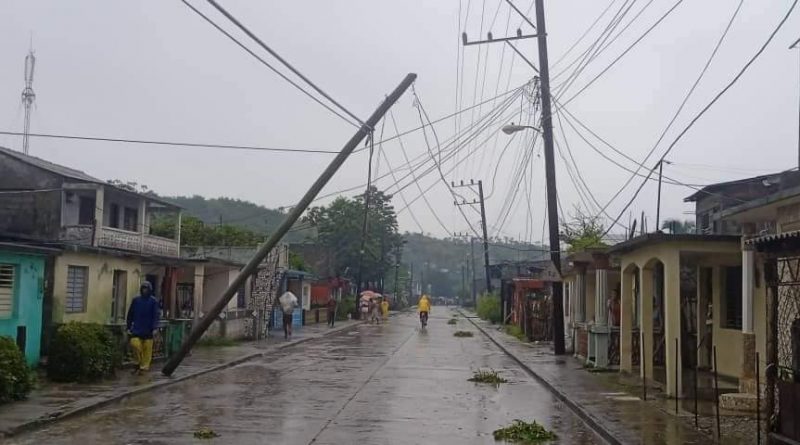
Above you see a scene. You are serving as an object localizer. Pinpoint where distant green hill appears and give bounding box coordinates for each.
[163,195,314,242]
[166,195,548,294]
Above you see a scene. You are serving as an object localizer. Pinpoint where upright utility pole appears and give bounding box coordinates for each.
[21,47,36,156]
[533,0,565,355]
[162,73,417,376]
[462,0,564,353]
[477,181,492,293]
[453,180,492,294]
[656,160,664,232]
[792,37,800,169]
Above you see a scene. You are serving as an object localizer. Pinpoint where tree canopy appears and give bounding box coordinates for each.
[151,215,266,246]
[560,211,607,253]
[303,187,402,287]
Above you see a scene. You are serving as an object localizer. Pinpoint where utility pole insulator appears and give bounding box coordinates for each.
[487,32,493,40]
[462,32,468,45]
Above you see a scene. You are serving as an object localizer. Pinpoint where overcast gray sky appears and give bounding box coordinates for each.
[1,1,798,242]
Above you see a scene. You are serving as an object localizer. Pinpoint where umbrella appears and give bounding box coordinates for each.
[360,290,381,301]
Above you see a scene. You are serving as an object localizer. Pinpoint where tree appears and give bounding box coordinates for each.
[560,210,607,253]
[303,187,403,287]
[661,218,696,234]
[150,215,266,246]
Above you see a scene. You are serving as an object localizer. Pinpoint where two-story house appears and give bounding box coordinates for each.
[0,146,182,355]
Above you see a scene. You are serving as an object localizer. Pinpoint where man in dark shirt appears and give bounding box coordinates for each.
[126,281,160,374]
[326,295,337,328]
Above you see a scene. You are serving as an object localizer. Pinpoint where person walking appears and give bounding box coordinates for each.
[370,298,382,324]
[126,281,160,374]
[359,297,370,321]
[279,291,299,340]
[380,297,390,321]
[326,294,337,328]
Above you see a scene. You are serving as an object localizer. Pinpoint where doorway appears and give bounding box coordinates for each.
[111,270,128,323]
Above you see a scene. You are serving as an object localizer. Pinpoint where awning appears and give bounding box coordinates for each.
[745,229,800,245]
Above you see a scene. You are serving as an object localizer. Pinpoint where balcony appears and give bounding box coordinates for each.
[99,226,179,257]
[60,225,179,257]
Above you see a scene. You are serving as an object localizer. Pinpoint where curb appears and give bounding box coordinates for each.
[1,321,361,439]
[460,310,622,445]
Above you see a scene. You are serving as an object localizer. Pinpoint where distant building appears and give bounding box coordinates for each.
[684,170,800,235]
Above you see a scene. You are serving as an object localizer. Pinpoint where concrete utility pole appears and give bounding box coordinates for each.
[534,0,566,356]
[453,180,492,294]
[162,73,417,376]
[462,0,565,354]
[792,37,800,169]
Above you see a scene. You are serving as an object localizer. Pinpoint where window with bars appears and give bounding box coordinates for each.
[66,266,89,313]
[721,266,743,330]
[0,264,15,317]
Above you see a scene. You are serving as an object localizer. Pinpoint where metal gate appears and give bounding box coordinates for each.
[766,256,800,442]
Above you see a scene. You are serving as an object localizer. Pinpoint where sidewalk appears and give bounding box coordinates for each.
[0,319,359,438]
[461,311,731,445]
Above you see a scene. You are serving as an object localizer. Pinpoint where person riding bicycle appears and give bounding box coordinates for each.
[418,294,431,327]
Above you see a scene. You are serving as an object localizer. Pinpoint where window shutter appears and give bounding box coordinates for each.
[0,264,14,317]
[66,266,88,313]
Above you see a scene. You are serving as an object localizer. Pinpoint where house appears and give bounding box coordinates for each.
[718,182,800,439]
[608,233,741,399]
[684,169,800,235]
[563,249,621,368]
[180,245,289,340]
[0,242,58,365]
[0,146,182,356]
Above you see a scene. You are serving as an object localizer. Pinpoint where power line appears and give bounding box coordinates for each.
[0,130,338,154]
[594,0,744,214]
[201,0,367,128]
[180,0,359,128]
[551,0,619,69]
[559,0,686,107]
[601,0,799,237]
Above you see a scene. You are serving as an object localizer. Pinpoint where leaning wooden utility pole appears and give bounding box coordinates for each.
[534,0,566,355]
[162,73,417,376]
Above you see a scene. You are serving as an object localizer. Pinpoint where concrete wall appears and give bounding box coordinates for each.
[52,251,142,325]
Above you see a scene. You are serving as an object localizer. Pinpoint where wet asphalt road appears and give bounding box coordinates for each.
[8,310,602,445]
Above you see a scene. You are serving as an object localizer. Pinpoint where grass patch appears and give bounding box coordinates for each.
[453,330,474,337]
[493,420,557,443]
[193,427,220,439]
[505,325,526,341]
[469,369,508,384]
[447,318,458,325]
[197,336,237,348]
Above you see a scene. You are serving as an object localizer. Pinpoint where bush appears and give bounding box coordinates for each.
[336,295,356,321]
[0,336,33,403]
[476,293,501,324]
[48,322,121,383]
[505,325,526,341]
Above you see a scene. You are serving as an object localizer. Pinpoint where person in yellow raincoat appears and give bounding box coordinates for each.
[418,294,431,328]
[380,297,390,321]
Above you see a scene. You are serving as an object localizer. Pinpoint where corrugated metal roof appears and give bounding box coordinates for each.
[0,145,179,208]
[0,145,102,183]
[745,230,800,245]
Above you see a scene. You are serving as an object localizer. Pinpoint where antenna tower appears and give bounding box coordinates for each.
[21,46,36,155]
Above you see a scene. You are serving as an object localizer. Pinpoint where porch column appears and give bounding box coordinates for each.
[575,270,586,322]
[596,269,609,325]
[640,266,654,380]
[92,186,104,246]
[620,267,634,372]
[740,244,757,393]
[663,252,682,398]
[193,264,204,322]
[594,268,610,367]
[138,198,147,250]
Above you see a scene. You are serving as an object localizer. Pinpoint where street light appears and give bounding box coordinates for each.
[502,123,541,135]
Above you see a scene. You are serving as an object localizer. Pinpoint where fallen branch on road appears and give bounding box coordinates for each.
[453,331,474,337]
[493,419,557,443]
[468,369,507,384]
